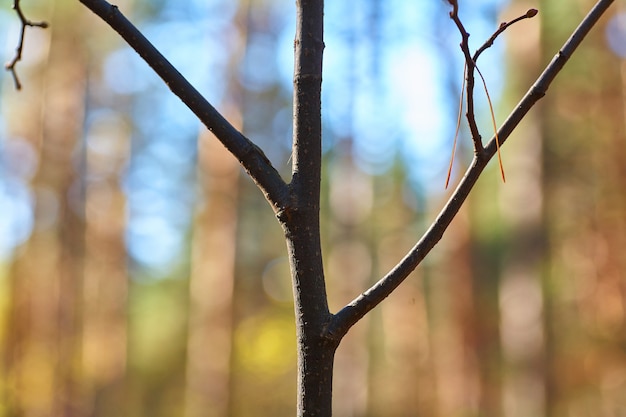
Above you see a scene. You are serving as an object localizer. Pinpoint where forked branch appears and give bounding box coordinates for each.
[5,0,48,90]
[447,7,538,185]
[326,0,615,341]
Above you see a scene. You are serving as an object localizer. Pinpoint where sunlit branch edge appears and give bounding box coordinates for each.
[326,0,615,342]
[77,0,290,210]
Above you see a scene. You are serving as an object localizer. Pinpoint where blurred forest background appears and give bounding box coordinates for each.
[1,0,625,416]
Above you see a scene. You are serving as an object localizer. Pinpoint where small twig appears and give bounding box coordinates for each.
[446,7,537,187]
[474,8,538,62]
[5,0,48,90]
[448,2,482,153]
[473,9,539,184]
[450,7,539,160]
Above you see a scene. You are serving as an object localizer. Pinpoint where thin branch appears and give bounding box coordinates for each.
[326,0,615,342]
[448,4,483,153]
[471,8,539,184]
[5,0,48,90]
[473,8,538,62]
[450,7,539,163]
[77,0,289,210]
[447,1,527,187]
[483,0,614,157]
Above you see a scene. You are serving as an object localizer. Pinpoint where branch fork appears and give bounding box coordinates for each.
[5,0,48,90]
[448,6,539,182]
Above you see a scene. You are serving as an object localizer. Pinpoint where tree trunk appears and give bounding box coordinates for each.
[287,0,336,414]
[283,215,337,416]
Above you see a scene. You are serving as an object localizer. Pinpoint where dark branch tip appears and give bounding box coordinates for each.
[527,9,539,18]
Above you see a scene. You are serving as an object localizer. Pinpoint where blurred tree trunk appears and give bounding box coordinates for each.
[184,130,240,417]
[184,2,246,416]
[80,66,130,417]
[4,2,88,415]
[184,117,241,416]
[441,209,484,417]
[327,154,372,416]
[498,3,546,416]
[540,1,626,415]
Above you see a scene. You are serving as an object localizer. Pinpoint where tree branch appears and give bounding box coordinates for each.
[326,0,615,342]
[448,4,483,153]
[5,0,48,90]
[289,0,325,199]
[473,8,538,63]
[483,0,614,157]
[77,0,289,210]
[286,2,335,415]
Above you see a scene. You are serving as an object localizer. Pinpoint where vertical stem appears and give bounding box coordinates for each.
[286,0,337,416]
[292,0,324,189]
[284,230,336,417]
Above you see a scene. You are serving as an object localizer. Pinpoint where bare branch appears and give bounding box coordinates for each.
[77,0,289,211]
[326,0,615,342]
[5,0,48,90]
[483,0,614,156]
[473,8,538,62]
[472,8,540,184]
[448,4,482,153]
[449,7,539,164]
[290,0,325,200]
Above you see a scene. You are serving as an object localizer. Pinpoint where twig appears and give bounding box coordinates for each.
[5,0,48,90]
[326,0,615,342]
[448,3,482,153]
[469,9,539,184]
[450,6,537,166]
[450,7,538,180]
[474,8,538,62]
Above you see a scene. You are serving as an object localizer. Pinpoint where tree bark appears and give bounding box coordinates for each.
[282,0,338,415]
[282,215,337,416]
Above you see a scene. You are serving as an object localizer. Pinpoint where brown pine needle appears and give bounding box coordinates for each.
[475,65,505,183]
[446,64,467,189]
